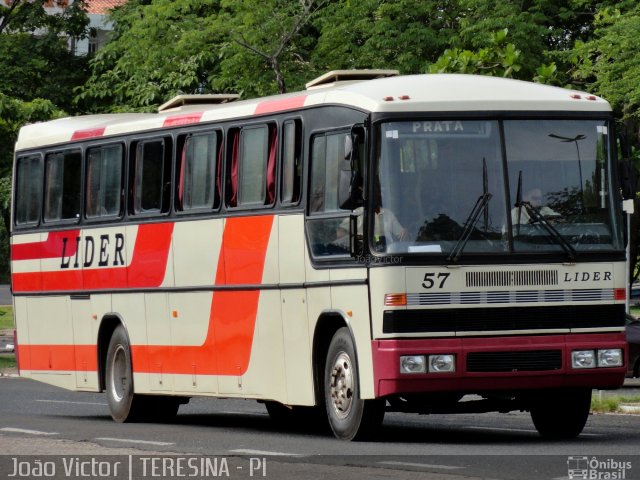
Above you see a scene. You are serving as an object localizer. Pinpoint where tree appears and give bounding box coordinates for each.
[0,0,90,111]
[312,0,458,74]
[1,0,88,36]
[216,0,328,95]
[77,0,229,112]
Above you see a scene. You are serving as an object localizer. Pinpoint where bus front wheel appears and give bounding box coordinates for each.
[530,388,591,439]
[324,327,385,440]
[105,325,144,422]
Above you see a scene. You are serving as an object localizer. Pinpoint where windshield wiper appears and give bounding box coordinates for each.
[447,192,492,263]
[516,200,577,262]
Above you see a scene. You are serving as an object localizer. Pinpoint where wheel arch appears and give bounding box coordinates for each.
[97,313,128,392]
[311,310,358,405]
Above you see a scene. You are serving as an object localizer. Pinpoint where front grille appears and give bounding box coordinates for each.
[466,269,558,288]
[466,350,562,373]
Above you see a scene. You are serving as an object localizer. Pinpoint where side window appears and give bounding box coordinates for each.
[43,149,82,222]
[177,132,220,212]
[15,155,43,226]
[240,126,268,205]
[281,119,302,205]
[132,138,172,215]
[307,131,352,257]
[228,124,277,208]
[86,144,123,219]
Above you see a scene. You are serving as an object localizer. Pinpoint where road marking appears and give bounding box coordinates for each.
[0,427,58,436]
[95,437,175,446]
[36,399,107,406]
[230,449,304,457]
[379,461,464,470]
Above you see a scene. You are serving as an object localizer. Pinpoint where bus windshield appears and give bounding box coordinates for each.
[375,119,623,257]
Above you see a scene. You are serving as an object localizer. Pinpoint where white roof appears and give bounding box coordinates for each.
[16,74,611,151]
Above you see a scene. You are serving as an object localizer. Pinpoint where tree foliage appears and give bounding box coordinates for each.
[77,0,222,112]
[570,3,640,121]
[0,0,89,111]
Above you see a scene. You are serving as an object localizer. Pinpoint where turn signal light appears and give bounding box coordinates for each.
[384,293,407,307]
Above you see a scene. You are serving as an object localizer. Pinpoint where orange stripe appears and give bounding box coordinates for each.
[18,345,97,372]
[132,215,274,375]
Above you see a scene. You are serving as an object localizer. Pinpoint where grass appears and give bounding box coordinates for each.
[0,305,14,331]
[591,394,640,413]
[0,354,16,371]
[630,306,640,318]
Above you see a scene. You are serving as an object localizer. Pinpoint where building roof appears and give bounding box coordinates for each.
[86,0,127,14]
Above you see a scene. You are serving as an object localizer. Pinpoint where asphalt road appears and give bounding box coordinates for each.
[1,377,640,480]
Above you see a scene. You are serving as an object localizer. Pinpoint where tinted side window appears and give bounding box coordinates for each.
[307,131,351,257]
[132,139,171,214]
[177,132,219,211]
[15,155,43,226]
[240,126,268,205]
[44,150,82,222]
[281,119,302,205]
[228,124,277,208]
[86,144,123,218]
[309,132,347,214]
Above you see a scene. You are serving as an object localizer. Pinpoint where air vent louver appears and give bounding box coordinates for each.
[466,270,558,288]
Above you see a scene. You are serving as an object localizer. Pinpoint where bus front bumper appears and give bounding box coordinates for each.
[371,333,626,398]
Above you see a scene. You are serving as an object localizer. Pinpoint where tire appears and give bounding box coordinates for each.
[324,327,385,441]
[105,325,144,422]
[530,388,591,439]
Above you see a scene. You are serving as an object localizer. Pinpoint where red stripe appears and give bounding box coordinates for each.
[163,112,203,127]
[11,223,174,293]
[11,230,80,261]
[254,96,307,115]
[71,128,105,140]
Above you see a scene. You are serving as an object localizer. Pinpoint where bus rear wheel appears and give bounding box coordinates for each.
[530,388,591,439]
[105,325,144,422]
[324,327,385,440]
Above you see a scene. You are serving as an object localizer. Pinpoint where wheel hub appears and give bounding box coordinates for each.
[110,344,128,402]
[329,352,354,419]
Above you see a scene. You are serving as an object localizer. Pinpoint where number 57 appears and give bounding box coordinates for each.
[422,272,450,289]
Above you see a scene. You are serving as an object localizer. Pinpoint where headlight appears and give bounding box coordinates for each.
[597,349,623,368]
[571,350,596,369]
[400,355,426,374]
[428,354,456,373]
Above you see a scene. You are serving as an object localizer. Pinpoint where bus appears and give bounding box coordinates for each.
[11,70,630,441]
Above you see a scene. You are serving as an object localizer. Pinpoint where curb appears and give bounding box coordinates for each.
[619,404,640,413]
